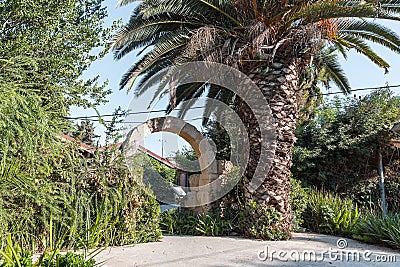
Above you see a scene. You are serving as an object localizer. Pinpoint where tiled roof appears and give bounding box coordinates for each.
[60,134,177,168]
[137,145,176,169]
[60,134,96,153]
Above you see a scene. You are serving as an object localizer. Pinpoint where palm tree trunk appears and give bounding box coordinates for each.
[238,58,300,239]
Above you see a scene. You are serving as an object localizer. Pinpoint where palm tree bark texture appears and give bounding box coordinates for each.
[237,57,301,237]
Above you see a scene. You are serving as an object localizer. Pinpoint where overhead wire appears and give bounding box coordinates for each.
[64,84,400,123]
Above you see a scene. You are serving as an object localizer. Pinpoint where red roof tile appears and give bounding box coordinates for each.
[60,134,176,169]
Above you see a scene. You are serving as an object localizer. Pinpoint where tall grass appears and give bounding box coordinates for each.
[355,213,400,248]
[290,178,308,231]
[0,234,97,267]
[160,209,233,236]
[302,189,359,236]
[0,146,162,252]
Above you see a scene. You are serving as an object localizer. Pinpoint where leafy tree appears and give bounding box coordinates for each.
[0,0,111,174]
[113,0,400,238]
[174,146,200,173]
[0,0,111,110]
[0,57,66,177]
[0,0,159,251]
[0,57,163,249]
[104,107,128,145]
[72,120,100,147]
[293,88,400,191]
[203,120,231,161]
[148,156,177,184]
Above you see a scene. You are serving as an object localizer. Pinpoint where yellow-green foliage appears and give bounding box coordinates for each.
[303,189,359,236]
[355,213,400,249]
[0,144,162,251]
[290,178,308,231]
[148,156,176,184]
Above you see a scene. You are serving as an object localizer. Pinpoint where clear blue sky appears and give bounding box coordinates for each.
[71,0,400,156]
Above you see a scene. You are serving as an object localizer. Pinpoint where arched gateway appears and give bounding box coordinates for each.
[120,116,219,208]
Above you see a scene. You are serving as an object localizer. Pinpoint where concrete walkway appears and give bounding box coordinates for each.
[95,233,400,267]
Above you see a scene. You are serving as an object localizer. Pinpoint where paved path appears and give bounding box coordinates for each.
[95,233,400,267]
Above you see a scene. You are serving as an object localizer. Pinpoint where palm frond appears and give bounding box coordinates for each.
[117,0,140,7]
[138,0,241,26]
[288,1,400,29]
[165,82,205,113]
[365,0,400,14]
[155,26,224,99]
[333,42,349,59]
[135,59,171,97]
[336,34,390,70]
[316,47,351,93]
[176,83,207,118]
[112,14,191,54]
[119,31,189,90]
[339,20,400,54]
[203,85,222,120]
[203,85,235,124]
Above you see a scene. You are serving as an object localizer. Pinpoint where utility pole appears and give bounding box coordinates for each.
[378,151,387,216]
[159,138,166,157]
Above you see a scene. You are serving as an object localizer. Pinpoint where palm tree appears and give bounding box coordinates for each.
[112,0,400,238]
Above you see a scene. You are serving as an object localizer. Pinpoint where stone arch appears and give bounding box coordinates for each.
[120,116,218,207]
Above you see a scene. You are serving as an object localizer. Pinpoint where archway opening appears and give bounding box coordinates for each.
[121,117,218,208]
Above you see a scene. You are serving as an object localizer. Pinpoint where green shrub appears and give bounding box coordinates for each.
[238,200,289,240]
[0,234,95,267]
[210,169,288,240]
[0,9,161,254]
[293,89,400,191]
[355,212,400,249]
[148,157,176,184]
[302,189,359,236]
[196,213,233,236]
[348,179,400,212]
[160,169,291,240]
[293,89,400,217]
[290,178,308,231]
[159,209,233,236]
[40,253,96,267]
[0,235,33,267]
[0,146,162,252]
[52,149,162,248]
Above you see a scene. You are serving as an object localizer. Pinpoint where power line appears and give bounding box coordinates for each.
[64,84,400,121]
[63,106,205,120]
[321,84,400,96]
[81,117,204,124]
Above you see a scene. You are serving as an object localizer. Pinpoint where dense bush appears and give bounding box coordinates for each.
[355,213,400,249]
[0,60,162,251]
[293,89,400,206]
[148,157,176,184]
[302,189,359,236]
[218,168,289,240]
[0,59,162,250]
[290,178,308,231]
[160,209,233,236]
[238,200,289,240]
[0,235,95,267]
[347,175,400,212]
[0,145,162,252]
[0,1,153,254]
[159,178,305,240]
